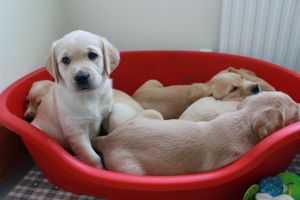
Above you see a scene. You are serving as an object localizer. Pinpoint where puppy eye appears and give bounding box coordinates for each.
[88,52,98,60]
[62,57,71,65]
[230,86,239,92]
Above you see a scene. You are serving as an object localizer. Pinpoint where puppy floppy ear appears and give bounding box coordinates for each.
[252,107,284,140]
[227,67,257,76]
[46,42,60,83]
[209,83,230,100]
[101,37,120,76]
[239,68,257,76]
[227,66,239,73]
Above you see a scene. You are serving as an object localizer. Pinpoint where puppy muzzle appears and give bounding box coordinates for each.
[74,71,91,90]
[24,112,35,122]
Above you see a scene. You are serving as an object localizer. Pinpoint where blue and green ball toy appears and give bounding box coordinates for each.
[243,172,300,200]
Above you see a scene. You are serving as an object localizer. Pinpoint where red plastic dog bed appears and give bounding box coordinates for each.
[1,51,300,200]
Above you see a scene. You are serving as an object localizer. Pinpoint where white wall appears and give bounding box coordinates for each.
[0,0,222,92]
[0,0,67,92]
[63,0,222,51]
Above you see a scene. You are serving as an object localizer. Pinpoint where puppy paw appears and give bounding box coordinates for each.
[75,154,104,169]
[87,156,104,169]
[93,160,104,169]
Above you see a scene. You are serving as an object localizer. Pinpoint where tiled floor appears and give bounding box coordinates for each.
[1,152,300,200]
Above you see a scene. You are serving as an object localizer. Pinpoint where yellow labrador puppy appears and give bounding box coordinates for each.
[132,68,262,119]
[31,30,120,168]
[133,79,211,119]
[227,67,275,91]
[24,80,53,122]
[93,91,299,175]
[180,68,275,122]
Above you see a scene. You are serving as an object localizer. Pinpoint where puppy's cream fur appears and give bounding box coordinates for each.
[103,89,144,133]
[93,92,299,175]
[132,80,211,119]
[24,80,53,122]
[32,30,120,168]
[227,67,275,91]
[180,68,275,122]
[179,97,240,121]
[132,68,262,119]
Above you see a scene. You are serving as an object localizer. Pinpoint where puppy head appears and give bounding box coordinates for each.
[227,67,256,76]
[208,71,260,101]
[24,93,40,122]
[24,81,52,122]
[227,67,275,91]
[46,30,120,92]
[240,92,299,139]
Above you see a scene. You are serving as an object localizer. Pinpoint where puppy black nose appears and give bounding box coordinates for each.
[251,84,260,94]
[74,71,90,84]
[24,114,34,122]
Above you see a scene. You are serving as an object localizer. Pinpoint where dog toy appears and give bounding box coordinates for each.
[243,184,260,200]
[259,176,283,196]
[255,193,294,200]
[243,172,300,200]
[277,172,300,200]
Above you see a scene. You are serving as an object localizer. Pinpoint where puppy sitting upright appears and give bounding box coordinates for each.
[93,92,299,175]
[32,30,120,168]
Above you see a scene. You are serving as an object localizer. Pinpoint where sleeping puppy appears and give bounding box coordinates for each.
[179,68,275,122]
[207,68,261,101]
[31,30,120,168]
[24,80,53,122]
[92,91,299,175]
[132,68,261,119]
[132,79,211,119]
[227,67,275,91]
